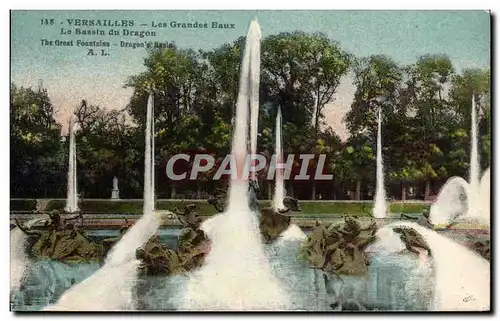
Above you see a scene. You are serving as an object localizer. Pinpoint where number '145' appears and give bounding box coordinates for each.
[41,19,54,25]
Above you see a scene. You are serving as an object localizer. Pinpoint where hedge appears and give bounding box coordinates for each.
[10,199,37,211]
[42,200,429,216]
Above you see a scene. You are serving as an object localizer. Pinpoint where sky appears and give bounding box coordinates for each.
[11,10,491,138]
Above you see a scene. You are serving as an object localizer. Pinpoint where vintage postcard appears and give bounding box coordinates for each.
[10,10,491,312]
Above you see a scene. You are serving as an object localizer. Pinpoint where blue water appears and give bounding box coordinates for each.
[11,228,434,311]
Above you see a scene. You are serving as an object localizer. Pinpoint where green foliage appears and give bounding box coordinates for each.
[10,84,65,197]
[10,199,37,211]
[11,30,491,201]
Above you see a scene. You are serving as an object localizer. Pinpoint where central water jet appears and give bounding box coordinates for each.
[182,19,288,311]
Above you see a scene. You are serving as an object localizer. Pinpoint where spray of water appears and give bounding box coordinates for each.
[468,96,480,212]
[143,94,155,215]
[429,177,469,226]
[366,226,406,254]
[10,217,48,292]
[273,106,285,211]
[272,106,304,242]
[373,107,387,218]
[182,19,288,311]
[249,22,261,182]
[430,97,490,226]
[381,221,490,311]
[64,115,79,213]
[44,94,162,311]
[477,168,490,226]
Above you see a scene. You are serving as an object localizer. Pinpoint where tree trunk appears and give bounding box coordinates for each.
[267,181,272,200]
[424,180,431,200]
[170,186,177,199]
[401,184,406,201]
[289,183,295,198]
[355,180,361,201]
[311,182,316,200]
[196,183,202,199]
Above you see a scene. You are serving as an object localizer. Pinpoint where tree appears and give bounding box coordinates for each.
[394,55,454,199]
[334,134,375,200]
[10,84,63,197]
[75,100,142,198]
[345,55,403,137]
[448,68,491,172]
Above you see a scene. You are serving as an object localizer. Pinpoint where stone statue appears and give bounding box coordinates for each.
[259,196,301,243]
[136,236,185,276]
[14,218,51,257]
[135,204,211,276]
[299,216,378,276]
[14,215,103,262]
[49,223,103,261]
[207,188,228,213]
[392,226,432,256]
[111,176,120,200]
[174,204,210,270]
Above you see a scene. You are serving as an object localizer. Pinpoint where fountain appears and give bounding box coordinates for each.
[273,106,285,211]
[430,96,490,226]
[182,19,288,311]
[373,107,387,218]
[64,115,79,213]
[272,106,305,241]
[249,23,260,182]
[379,222,490,311]
[10,217,48,293]
[44,94,165,311]
[477,167,490,222]
[469,96,480,206]
[428,177,469,226]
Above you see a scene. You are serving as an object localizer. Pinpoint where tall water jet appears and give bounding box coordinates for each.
[466,95,480,222]
[143,94,155,215]
[45,94,162,311]
[273,106,285,211]
[249,23,261,182]
[469,95,480,203]
[227,20,253,205]
[382,222,490,311]
[373,107,387,218]
[64,115,79,213]
[183,19,288,311]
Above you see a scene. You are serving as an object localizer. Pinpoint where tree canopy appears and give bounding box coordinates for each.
[10,31,491,200]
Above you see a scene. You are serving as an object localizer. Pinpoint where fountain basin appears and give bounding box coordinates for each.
[10,223,488,312]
